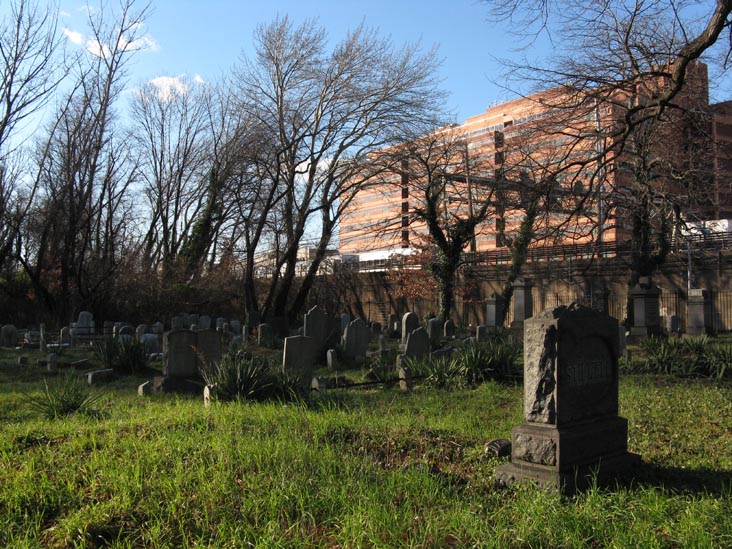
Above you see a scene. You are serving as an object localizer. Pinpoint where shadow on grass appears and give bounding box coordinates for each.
[614,461,732,497]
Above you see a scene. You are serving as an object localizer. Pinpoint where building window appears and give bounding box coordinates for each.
[494,130,504,149]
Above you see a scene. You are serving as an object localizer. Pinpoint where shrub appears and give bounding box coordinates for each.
[708,344,732,379]
[91,338,147,374]
[201,351,306,403]
[24,373,105,419]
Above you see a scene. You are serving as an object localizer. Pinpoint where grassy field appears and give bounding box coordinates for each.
[1,346,732,548]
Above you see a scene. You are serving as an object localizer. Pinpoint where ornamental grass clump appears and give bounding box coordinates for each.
[201,350,305,403]
[24,372,105,419]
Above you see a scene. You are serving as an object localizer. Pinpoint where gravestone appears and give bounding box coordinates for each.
[229,335,242,354]
[136,324,148,342]
[629,276,662,339]
[141,333,161,355]
[76,311,94,335]
[215,317,227,331]
[152,322,165,334]
[340,313,351,336]
[475,325,488,342]
[327,348,338,369]
[230,320,242,335]
[0,324,18,347]
[304,305,329,349]
[444,319,456,338]
[171,316,185,331]
[486,293,505,327]
[188,314,199,327]
[282,335,317,381]
[387,314,400,337]
[39,324,47,352]
[687,288,710,335]
[404,327,430,359]
[196,329,224,370]
[198,315,212,330]
[258,323,274,348]
[401,312,419,346]
[343,318,369,361]
[509,278,533,343]
[496,304,639,493]
[117,325,134,345]
[427,318,442,347]
[60,326,71,346]
[163,330,198,378]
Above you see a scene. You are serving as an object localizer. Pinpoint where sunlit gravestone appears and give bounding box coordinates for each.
[496,304,640,493]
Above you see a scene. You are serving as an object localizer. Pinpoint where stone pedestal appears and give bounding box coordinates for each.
[496,304,639,493]
[629,277,662,339]
[686,289,710,335]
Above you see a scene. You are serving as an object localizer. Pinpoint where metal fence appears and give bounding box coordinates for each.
[371,289,732,332]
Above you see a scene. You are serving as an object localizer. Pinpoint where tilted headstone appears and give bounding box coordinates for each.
[401,312,419,346]
[0,324,18,347]
[343,318,369,361]
[496,304,639,493]
[404,326,430,359]
[163,329,198,378]
[282,335,317,381]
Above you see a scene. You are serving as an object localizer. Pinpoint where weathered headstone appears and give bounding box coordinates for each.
[163,329,198,378]
[326,348,338,369]
[486,293,505,327]
[340,313,351,336]
[444,319,456,338]
[137,381,152,396]
[188,314,199,327]
[496,304,639,493]
[629,276,662,339]
[304,305,329,349]
[60,326,71,346]
[198,315,212,330]
[258,323,274,348]
[427,318,442,346]
[196,329,224,371]
[476,325,488,342]
[136,324,148,342]
[509,278,533,343]
[117,325,134,345]
[76,311,94,335]
[47,352,57,372]
[282,335,317,381]
[687,288,710,335]
[141,333,161,355]
[0,324,18,347]
[229,320,242,335]
[215,317,227,331]
[401,312,419,346]
[343,318,369,361]
[398,364,413,391]
[404,326,430,359]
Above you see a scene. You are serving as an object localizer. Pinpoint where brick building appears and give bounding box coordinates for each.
[339,61,732,263]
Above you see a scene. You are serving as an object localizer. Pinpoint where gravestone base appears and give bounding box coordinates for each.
[496,416,640,493]
[153,375,204,394]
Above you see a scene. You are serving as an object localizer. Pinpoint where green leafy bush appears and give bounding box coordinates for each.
[24,373,105,419]
[708,344,732,379]
[201,351,306,403]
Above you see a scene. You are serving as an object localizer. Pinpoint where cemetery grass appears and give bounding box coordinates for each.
[1,352,732,547]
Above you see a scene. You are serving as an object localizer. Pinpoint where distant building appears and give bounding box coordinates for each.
[339,61,732,262]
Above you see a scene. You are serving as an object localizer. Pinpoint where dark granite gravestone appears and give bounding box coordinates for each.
[282,335,317,382]
[401,312,419,346]
[496,304,639,493]
[629,276,662,339]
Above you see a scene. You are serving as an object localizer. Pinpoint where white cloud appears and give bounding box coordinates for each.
[149,75,188,101]
[121,34,159,52]
[63,27,84,46]
[193,74,206,84]
[85,39,111,59]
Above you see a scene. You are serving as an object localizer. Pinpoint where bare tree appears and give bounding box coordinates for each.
[19,0,150,322]
[130,75,210,279]
[235,16,446,324]
[0,0,65,277]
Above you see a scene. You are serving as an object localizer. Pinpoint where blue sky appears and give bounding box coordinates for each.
[54,0,532,124]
